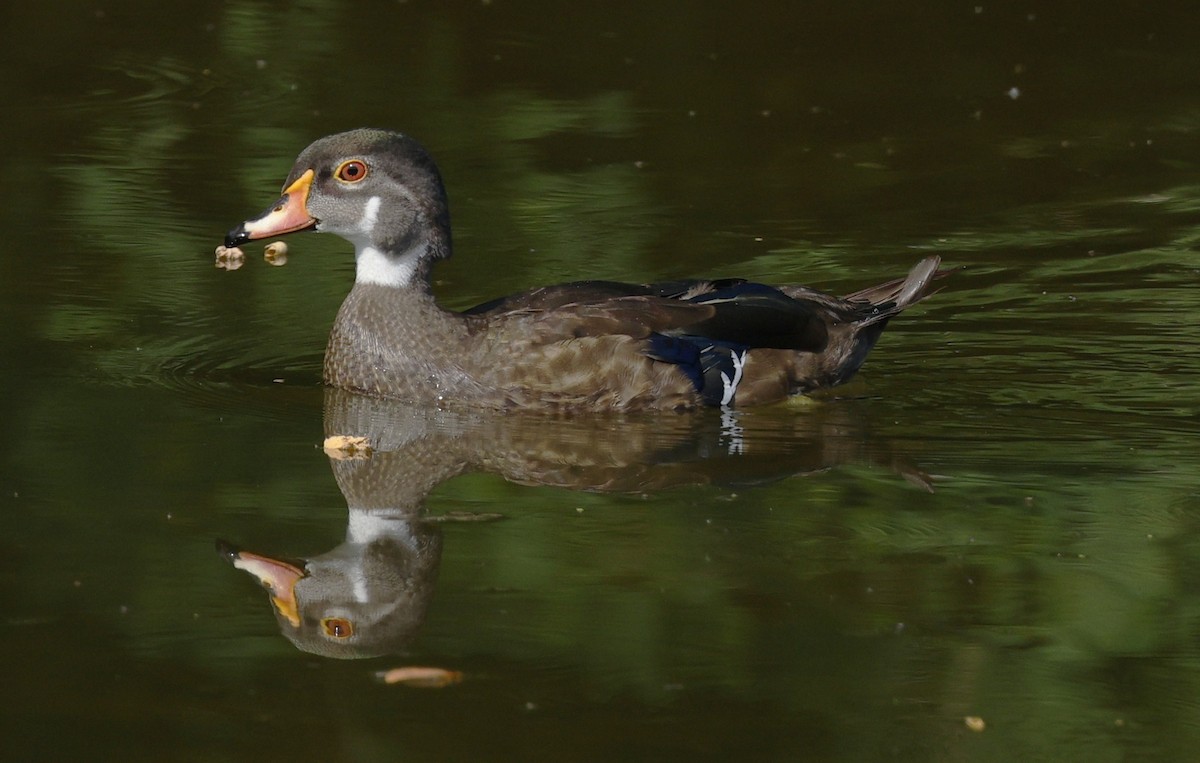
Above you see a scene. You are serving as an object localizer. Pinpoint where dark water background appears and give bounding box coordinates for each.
[4,2,1200,760]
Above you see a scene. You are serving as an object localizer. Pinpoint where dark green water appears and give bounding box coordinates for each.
[4,2,1200,760]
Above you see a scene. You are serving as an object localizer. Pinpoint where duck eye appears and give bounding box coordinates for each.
[335,160,368,183]
[321,617,354,639]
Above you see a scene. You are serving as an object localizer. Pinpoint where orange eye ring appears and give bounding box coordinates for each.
[321,617,354,639]
[335,160,368,183]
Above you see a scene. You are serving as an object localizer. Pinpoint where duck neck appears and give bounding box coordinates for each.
[353,236,442,291]
[325,250,476,402]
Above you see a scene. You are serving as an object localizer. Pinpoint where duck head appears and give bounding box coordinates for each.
[217,515,442,660]
[225,128,452,287]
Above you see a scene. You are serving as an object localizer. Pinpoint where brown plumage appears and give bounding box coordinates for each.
[226,128,946,411]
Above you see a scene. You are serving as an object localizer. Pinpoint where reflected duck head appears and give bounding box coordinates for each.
[216,519,441,660]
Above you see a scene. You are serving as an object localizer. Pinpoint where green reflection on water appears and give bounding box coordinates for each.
[4,0,1200,760]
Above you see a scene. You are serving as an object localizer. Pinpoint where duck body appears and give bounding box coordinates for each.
[226,128,944,411]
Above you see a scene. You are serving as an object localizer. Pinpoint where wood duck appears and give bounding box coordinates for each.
[225,128,945,410]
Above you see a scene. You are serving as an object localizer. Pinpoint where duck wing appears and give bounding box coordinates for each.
[465,279,828,352]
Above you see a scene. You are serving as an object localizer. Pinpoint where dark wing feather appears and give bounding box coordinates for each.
[461,280,654,316]
[461,278,753,316]
[643,277,749,300]
[494,296,717,343]
[469,279,827,352]
[646,334,750,405]
[677,283,829,352]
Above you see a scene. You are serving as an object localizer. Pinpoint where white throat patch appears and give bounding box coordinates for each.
[355,243,421,287]
[359,195,381,233]
[343,194,424,287]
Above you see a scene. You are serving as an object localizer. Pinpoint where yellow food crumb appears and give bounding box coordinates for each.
[322,434,373,459]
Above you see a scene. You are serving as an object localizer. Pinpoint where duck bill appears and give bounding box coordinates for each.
[225,169,317,247]
[217,539,306,628]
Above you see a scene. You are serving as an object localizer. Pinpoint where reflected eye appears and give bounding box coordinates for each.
[322,617,354,639]
[335,160,368,183]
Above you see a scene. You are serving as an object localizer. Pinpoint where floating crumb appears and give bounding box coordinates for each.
[215,245,245,271]
[964,716,986,732]
[322,434,373,459]
[376,666,463,688]
[264,240,289,266]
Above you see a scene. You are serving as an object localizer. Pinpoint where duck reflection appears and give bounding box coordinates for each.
[220,387,929,658]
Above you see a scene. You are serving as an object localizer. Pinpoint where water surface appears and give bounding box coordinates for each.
[4,2,1200,760]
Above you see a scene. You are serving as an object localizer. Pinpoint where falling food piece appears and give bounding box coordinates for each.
[264,240,289,266]
[964,716,986,732]
[377,666,463,688]
[215,245,245,271]
[322,434,373,459]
